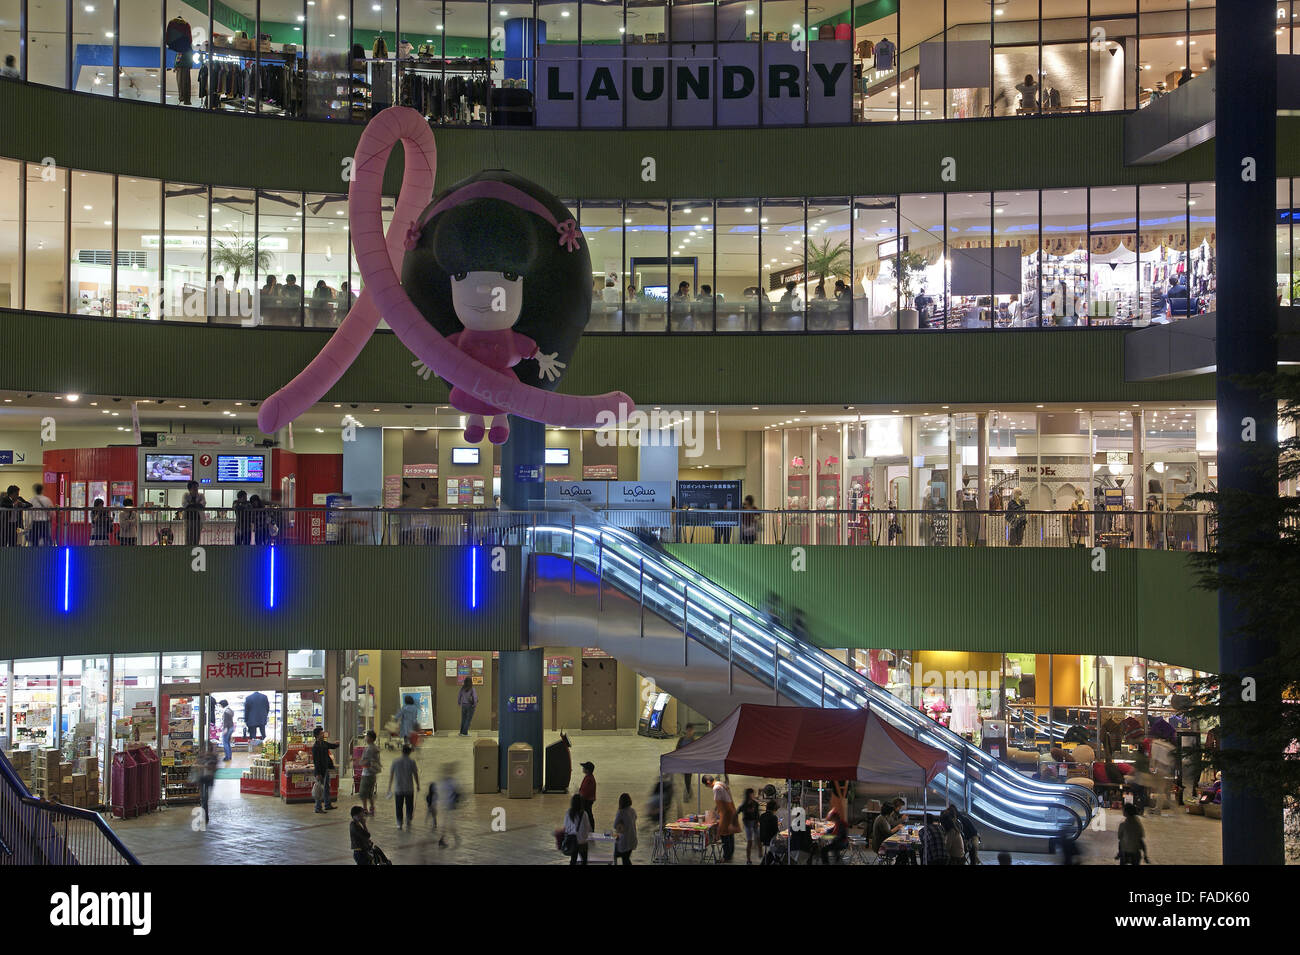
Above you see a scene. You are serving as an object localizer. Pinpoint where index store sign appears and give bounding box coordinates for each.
[536,41,851,127]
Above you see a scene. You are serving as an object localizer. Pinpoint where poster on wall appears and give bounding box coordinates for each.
[110,481,134,507]
[446,478,460,504]
[403,463,438,478]
[544,656,574,685]
[472,478,486,506]
[675,480,742,518]
[583,464,618,480]
[398,686,434,733]
[383,475,403,508]
[70,481,87,516]
[88,480,108,508]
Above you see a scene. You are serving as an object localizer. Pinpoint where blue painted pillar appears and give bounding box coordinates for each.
[498,648,544,791]
[1215,1,1281,865]
[342,427,382,506]
[504,17,546,87]
[500,418,546,510]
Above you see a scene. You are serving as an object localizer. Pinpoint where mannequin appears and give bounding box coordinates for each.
[960,478,980,546]
[1005,487,1027,546]
[165,15,194,105]
[1068,487,1089,546]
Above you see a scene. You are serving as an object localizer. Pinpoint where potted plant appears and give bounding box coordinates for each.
[804,238,850,297]
[888,249,930,329]
[207,232,274,287]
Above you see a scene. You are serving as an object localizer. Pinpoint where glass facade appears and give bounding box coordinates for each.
[0,163,1261,333]
[0,1,1222,127]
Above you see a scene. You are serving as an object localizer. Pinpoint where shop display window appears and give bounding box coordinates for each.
[760,199,804,330]
[0,659,8,748]
[70,171,116,317]
[1188,181,1216,314]
[1041,187,1088,326]
[165,2,203,109]
[783,426,812,542]
[63,657,109,767]
[993,189,1038,326]
[912,414,951,545]
[1138,183,1187,324]
[115,177,162,319]
[1278,178,1294,307]
[851,195,895,329]
[855,1,897,122]
[163,181,209,324]
[207,186,257,324]
[897,193,943,328]
[286,689,325,744]
[945,192,993,328]
[1089,185,1138,325]
[12,657,59,748]
[116,2,164,105]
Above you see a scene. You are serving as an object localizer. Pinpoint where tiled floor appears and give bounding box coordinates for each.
[107,732,1223,865]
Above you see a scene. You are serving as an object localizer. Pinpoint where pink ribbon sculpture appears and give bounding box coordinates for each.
[259,107,632,442]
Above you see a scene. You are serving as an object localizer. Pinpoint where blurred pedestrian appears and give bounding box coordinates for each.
[457,676,478,736]
[613,792,637,865]
[577,760,597,830]
[386,743,419,830]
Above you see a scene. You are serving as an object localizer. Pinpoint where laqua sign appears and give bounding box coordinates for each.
[536,40,852,127]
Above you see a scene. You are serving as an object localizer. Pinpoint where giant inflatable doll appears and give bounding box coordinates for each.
[258,107,631,442]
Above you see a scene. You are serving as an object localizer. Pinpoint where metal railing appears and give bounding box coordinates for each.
[0,751,139,866]
[0,506,1215,551]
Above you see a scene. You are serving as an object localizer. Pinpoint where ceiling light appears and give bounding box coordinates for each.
[316,428,325,433]
[66,394,79,402]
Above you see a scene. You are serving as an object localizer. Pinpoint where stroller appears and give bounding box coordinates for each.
[369,844,392,865]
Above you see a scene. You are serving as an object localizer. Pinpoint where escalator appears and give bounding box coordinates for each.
[526,518,1097,852]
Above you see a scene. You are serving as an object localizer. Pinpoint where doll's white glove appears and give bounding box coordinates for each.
[536,352,566,382]
[411,359,433,381]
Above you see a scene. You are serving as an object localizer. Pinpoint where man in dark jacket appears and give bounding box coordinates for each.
[311,726,338,813]
[243,691,269,751]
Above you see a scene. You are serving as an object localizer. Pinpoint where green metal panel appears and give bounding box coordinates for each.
[6,81,1300,198]
[0,546,525,657]
[664,544,1219,671]
[0,311,1214,407]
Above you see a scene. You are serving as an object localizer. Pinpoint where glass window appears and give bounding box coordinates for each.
[355,0,397,113]
[856,0,897,122]
[944,17,990,120]
[670,200,713,332]
[0,0,20,81]
[1040,1,1088,113]
[994,189,1039,327]
[286,689,325,742]
[946,192,992,329]
[912,414,951,545]
[1090,185,1138,325]
[581,199,623,332]
[993,0,1041,117]
[714,200,759,332]
[288,650,326,680]
[260,0,306,113]
[161,652,202,684]
[852,194,895,330]
[63,657,109,773]
[117,1,164,102]
[302,0,354,120]
[1090,3,1136,112]
[624,199,667,331]
[1279,178,1295,307]
[163,182,208,323]
[112,655,159,759]
[806,198,851,330]
[116,177,162,319]
[443,1,491,123]
[259,189,303,326]
[27,0,67,87]
[0,158,20,308]
[761,199,804,330]
[1139,182,1186,324]
[1189,180,1215,315]
[12,658,59,749]
[26,163,67,314]
[899,193,944,329]
[0,659,8,748]
[166,2,201,108]
[70,171,115,317]
[208,186,257,324]
[305,192,348,328]
[72,0,115,96]
[1041,187,1087,326]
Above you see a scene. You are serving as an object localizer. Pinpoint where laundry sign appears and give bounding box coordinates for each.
[536,40,852,127]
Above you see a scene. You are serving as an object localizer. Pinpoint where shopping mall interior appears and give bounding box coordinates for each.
[0,1,1294,883]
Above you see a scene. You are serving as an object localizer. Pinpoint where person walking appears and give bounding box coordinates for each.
[612,792,637,865]
[386,744,419,830]
[311,726,338,812]
[218,699,235,762]
[358,730,381,817]
[181,480,205,546]
[194,748,218,827]
[740,495,759,544]
[739,787,761,864]
[675,723,697,808]
[117,498,138,546]
[27,483,53,546]
[562,793,591,865]
[350,805,374,864]
[577,760,597,830]
[703,774,740,862]
[457,676,478,736]
[396,694,421,748]
[435,763,461,848]
[89,499,112,545]
[232,490,252,545]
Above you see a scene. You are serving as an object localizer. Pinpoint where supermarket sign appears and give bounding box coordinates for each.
[202,650,286,689]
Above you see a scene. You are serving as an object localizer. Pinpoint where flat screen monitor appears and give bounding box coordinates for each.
[545,447,570,466]
[642,285,668,300]
[451,447,480,465]
[216,454,266,483]
[144,453,194,483]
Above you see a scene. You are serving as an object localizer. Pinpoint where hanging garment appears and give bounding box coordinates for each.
[874,37,896,71]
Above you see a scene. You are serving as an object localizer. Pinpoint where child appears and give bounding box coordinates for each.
[425,780,439,831]
[350,805,373,865]
[1117,803,1150,865]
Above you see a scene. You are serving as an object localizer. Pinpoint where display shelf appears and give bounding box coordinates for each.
[280,744,337,803]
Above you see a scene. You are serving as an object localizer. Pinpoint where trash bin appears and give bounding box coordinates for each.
[473,739,499,794]
[507,742,533,799]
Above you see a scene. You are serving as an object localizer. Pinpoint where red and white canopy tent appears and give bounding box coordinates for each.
[660,704,947,789]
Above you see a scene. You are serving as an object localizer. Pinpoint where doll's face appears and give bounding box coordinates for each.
[450,270,523,331]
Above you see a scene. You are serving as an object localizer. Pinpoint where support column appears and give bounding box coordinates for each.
[1216,0,1281,865]
[498,649,544,792]
[1132,410,1145,548]
[500,419,546,510]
